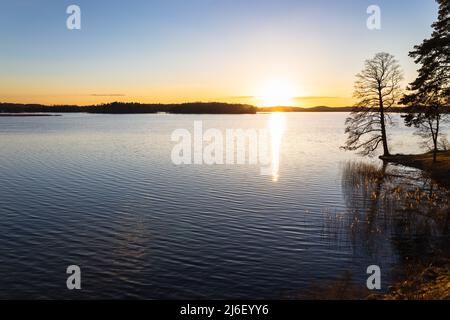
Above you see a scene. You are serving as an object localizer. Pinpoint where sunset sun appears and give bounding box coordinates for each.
[259,79,298,107]
[0,0,446,303]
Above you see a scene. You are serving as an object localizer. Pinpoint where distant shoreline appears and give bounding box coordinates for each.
[2,102,450,115]
[0,114,61,117]
[259,106,354,112]
[259,106,450,113]
[0,102,258,115]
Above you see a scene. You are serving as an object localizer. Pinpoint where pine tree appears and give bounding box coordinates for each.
[401,0,450,163]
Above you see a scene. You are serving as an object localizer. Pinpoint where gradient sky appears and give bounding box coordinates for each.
[0,0,439,107]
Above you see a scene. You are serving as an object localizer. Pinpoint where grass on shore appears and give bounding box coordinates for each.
[377,151,450,300]
[381,263,450,300]
[381,151,450,187]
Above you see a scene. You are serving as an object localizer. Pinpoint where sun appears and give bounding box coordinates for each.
[258,79,298,107]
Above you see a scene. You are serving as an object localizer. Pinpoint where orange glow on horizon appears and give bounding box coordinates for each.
[0,79,354,108]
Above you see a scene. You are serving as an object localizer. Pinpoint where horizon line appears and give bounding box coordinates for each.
[0,101,356,109]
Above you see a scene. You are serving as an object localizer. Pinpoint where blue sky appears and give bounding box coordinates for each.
[0,0,439,106]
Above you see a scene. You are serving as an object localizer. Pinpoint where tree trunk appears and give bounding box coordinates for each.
[432,116,440,163]
[378,89,390,156]
[433,137,438,163]
[433,120,439,163]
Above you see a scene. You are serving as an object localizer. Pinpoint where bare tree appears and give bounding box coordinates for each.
[343,52,403,156]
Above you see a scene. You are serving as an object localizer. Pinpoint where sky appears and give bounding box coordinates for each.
[0,0,439,107]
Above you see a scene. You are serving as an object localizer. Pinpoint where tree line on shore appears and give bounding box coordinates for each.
[4,102,449,115]
[0,102,258,115]
[343,0,449,163]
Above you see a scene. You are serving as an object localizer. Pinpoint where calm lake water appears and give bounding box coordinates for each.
[0,113,448,299]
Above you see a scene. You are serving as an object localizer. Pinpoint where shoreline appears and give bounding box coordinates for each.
[379,151,450,300]
[3,102,450,115]
[0,114,61,117]
[381,151,450,187]
[380,262,450,300]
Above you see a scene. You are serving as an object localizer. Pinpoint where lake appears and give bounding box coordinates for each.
[0,113,448,299]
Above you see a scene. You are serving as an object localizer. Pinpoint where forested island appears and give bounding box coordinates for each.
[3,102,449,115]
[0,102,257,115]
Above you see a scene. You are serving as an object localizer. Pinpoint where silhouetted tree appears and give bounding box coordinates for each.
[401,0,450,163]
[343,53,403,156]
[0,102,257,115]
[402,106,448,162]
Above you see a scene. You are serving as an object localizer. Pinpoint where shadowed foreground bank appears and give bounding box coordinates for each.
[294,263,450,300]
[379,151,450,300]
[381,151,450,187]
[381,262,450,300]
[301,161,450,300]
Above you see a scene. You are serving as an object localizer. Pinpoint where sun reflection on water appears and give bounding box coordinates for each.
[268,113,286,182]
